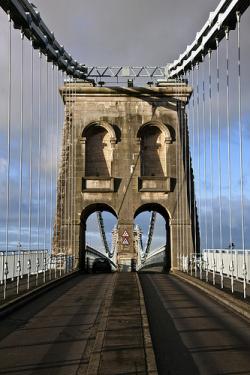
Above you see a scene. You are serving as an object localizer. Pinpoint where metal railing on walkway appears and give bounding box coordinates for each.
[179,249,250,298]
[0,250,78,303]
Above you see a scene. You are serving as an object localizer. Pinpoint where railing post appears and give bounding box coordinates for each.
[220,253,224,289]
[49,255,52,280]
[16,259,21,294]
[12,251,15,281]
[212,251,216,286]
[205,252,209,283]
[36,256,40,286]
[54,255,57,279]
[242,262,247,299]
[1,252,4,285]
[229,258,234,294]
[4,261,9,300]
[199,252,202,280]
[27,258,31,290]
[21,251,24,279]
[43,255,47,283]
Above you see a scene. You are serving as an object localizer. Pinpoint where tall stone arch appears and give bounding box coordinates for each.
[79,203,118,270]
[81,121,116,177]
[137,120,172,177]
[134,203,171,271]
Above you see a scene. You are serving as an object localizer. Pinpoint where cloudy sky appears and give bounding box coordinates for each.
[0,0,249,254]
[33,0,220,66]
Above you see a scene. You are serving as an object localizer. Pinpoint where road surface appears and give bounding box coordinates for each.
[140,273,250,375]
[0,274,114,375]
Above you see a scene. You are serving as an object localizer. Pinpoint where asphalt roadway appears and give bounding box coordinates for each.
[0,274,114,375]
[0,272,249,375]
[140,273,250,375]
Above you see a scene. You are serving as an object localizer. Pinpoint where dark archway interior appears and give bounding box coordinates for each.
[134,203,171,272]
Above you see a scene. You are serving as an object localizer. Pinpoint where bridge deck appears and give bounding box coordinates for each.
[0,274,113,374]
[140,273,250,375]
[0,273,155,375]
[0,273,249,374]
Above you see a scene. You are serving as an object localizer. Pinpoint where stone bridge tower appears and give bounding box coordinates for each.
[53,81,197,271]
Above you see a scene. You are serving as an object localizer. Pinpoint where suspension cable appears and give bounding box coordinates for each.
[59,70,65,259]
[43,57,49,282]
[144,211,157,256]
[4,13,12,299]
[55,67,59,257]
[17,30,24,294]
[35,50,42,286]
[175,76,180,269]
[225,28,234,293]
[181,72,186,268]
[64,74,68,262]
[216,38,224,288]
[195,62,201,256]
[70,76,74,264]
[208,49,214,250]
[96,212,111,256]
[67,76,71,263]
[180,79,184,269]
[50,63,54,266]
[37,51,42,253]
[27,39,34,290]
[236,12,246,298]
[73,77,77,266]
[191,66,197,276]
[65,74,70,264]
[202,55,208,253]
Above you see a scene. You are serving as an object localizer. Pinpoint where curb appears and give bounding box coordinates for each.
[0,271,79,318]
[173,271,250,321]
[136,273,158,375]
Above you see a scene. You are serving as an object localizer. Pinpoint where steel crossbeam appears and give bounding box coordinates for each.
[86,66,168,79]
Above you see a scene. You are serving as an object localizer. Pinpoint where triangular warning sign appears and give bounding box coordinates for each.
[122,237,129,245]
[122,230,129,237]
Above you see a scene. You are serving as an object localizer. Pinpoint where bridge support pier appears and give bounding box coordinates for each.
[116,222,137,272]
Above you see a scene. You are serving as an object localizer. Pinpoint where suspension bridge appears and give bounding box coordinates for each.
[0,0,250,374]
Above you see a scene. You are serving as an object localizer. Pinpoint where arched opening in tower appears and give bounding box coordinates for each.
[85,126,112,177]
[140,126,166,177]
[79,204,118,272]
[134,204,171,272]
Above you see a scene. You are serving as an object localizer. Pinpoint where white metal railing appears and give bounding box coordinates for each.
[179,249,250,298]
[201,249,250,282]
[0,251,49,282]
[0,250,78,302]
